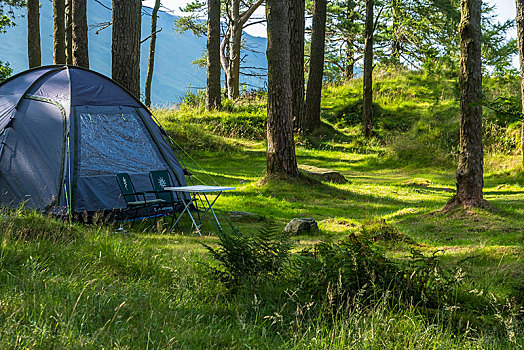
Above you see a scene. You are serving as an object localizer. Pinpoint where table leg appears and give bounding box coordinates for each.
[201,192,223,232]
[170,195,202,236]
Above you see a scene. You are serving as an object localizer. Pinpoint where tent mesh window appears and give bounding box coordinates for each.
[79,112,166,176]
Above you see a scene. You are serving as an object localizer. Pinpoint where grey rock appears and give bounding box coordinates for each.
[284,218,319,235]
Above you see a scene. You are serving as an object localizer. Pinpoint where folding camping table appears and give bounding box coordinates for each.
[164,185,236,236]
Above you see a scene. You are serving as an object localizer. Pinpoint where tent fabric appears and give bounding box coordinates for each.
[0,65,187,214]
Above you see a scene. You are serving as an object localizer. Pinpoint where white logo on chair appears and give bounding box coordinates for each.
[158,177,167,189]
[122,177,129,190]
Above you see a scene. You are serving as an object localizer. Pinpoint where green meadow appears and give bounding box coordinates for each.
[0,71,522,348]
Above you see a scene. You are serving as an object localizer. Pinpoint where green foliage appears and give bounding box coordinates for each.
[0,60,12,82]
[295,234,461,310]
[201,222,291,291]
[359,217,410,243]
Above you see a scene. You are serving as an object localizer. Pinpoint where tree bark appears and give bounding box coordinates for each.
[27,0,41,68]
[71,0,88,68]
[145,0,161,108]
[448,0,485,208]
[112,0,141,98]
[289,0,305,133]
[219,0,264,100]
[304,0,327,133]
[516,0,524,168]
[228,0,241,99]
[65,0,73,65]
[206,0,222,110]
[53,0,66,64]
[345,0,356,80]
[266,0,298,177]
[391,0,401,64]
[362,0,374,138]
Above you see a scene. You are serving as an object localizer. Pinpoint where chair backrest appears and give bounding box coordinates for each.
[149,170,176,202]
[115,173,137,204]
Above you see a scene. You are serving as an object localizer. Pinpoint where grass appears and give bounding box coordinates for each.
[0,70,523,348]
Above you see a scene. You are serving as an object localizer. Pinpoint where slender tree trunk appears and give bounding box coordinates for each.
[304,0,327,133]
[362,0,374,138]
[53,0,66,64]
[289,0,305,133]
[345,38,354,80]
[71,0,88,68]
[112,0,141,98]
[27,0,41,68]
[206,0,222,110]
[447,0,486,208]
[345,1,355,80]
[145,0,161,108]
[391,0,401,64]
[65,0,73,64]
[228,0,241,99]
[266,0,298,177]
[516,0,524,168]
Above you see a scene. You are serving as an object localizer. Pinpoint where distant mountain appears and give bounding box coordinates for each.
[0,0,268,106]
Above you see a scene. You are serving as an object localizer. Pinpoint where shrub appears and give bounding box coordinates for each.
[295,235,462,310]
[201,222,291,291]
[359,217,411,243]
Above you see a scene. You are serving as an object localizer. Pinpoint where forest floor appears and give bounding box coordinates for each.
[0,72,523,348]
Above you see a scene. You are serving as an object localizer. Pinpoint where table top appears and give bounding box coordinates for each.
[164,185,236,193]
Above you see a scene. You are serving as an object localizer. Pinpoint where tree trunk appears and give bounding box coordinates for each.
[145,0,161,108]
[228,0,241,99]
[206,0,222,110]
[65,0,73,65]
[265,0,298,177]
[304,0,327,133]
[362,0,374,138]
[71,0,88,68]
[345,1,355,80]
[112,0,141,98]
[391,0,401,64]
[516,0,524,168]
[289,0,305,133]
[27,0,41,68]
[345,38,354,80]
[53,0,66,64]
[448,0,485,208]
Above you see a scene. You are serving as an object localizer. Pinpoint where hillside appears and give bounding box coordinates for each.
[0,0,267,105]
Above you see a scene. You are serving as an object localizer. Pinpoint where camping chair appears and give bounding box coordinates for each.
[115,173,166,228]
[149,170,201,230]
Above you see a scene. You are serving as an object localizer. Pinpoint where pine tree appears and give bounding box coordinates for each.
[206,0,221,110]
[447,0,487,208]
[53,0,66,65]
[65,0,73,65]
[27,0,41,68]
[289,0,305,132]
[71,0,88,68]
[145,0,161,108]
[266,0,298,177]
[362,0,373,138]
[516,0,524,168]
[112,0,141,97]
[304,0,327,133]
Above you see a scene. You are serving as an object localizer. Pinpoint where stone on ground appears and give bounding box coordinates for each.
[284,218,319,235]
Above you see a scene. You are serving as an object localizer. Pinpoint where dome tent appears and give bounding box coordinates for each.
[0,65,187,214]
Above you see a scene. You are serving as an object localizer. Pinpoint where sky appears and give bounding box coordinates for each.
[144,0,517,39]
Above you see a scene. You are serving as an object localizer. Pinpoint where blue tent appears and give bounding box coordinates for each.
[0,65,186,214]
